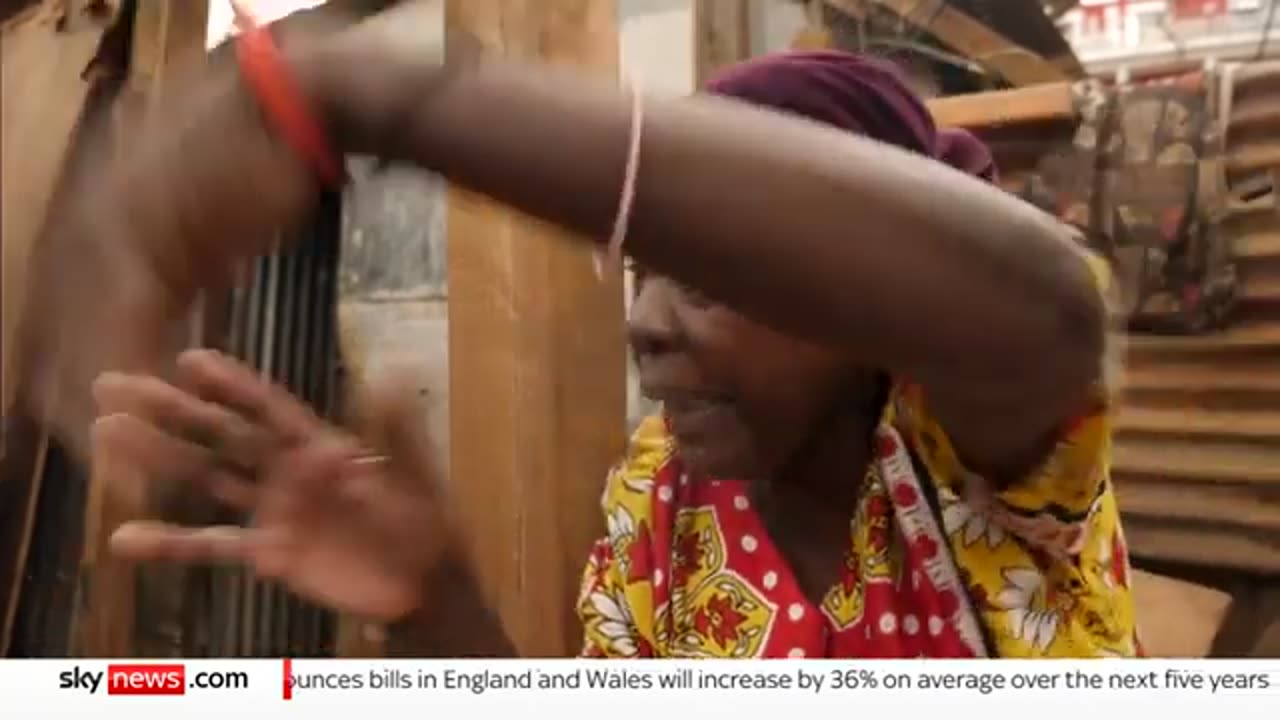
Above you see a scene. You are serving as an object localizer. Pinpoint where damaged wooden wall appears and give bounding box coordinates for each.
[0,0,124,658]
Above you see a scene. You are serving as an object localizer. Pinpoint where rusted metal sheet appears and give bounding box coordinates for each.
[1112,61,1280,576]
[205,196,343,659]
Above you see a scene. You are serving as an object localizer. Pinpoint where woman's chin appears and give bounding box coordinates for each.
[675,440,760,482]
[663,403,764,480]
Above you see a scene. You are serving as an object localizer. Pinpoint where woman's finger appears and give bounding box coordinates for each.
[177,349,321,442]
[93,372,267,472]
[94,411,212,478]
[110,521,252,563]
[92,413,256,511]
[205,468,259,511]
[259,438,353,514]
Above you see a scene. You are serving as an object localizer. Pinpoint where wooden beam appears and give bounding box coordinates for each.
[445,0,626,657]
[927,81,1076,129]
[693,0,751,87]
[861,0,1069,87]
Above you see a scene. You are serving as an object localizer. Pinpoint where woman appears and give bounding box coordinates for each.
[74,4,1136,659]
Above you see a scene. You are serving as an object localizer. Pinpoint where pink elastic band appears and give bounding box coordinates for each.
[594,82,644,280]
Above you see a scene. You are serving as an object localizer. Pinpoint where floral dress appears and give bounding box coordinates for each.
[577,256,1139,659]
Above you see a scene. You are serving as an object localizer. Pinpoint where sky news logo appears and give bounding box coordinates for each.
[59,664,186,695]
[57,664,250,695]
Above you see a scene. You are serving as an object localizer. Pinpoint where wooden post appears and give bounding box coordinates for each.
[444,0,626,658]
[693,0,750,86]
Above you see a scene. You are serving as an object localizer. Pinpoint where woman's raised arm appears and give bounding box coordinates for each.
[299,7,1105,475]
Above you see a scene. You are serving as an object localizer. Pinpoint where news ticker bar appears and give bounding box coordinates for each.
[2,659,1279,715]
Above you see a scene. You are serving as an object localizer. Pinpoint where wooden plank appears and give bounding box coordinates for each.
[71,0,212,659]
[1124,363,1280,394]
[1114,439,1280,486]
[0,0,117,658]
[1123,520,1280,575]
[76,433,137,656]
[1116,479,1280,534]
[445,0,626,658]
[1115,406,1280,443]
[1127,325,1280,353]
[1,0,110,421]
[926,81,1075,129]
[865,0,1068,87]
[692,0,750,87]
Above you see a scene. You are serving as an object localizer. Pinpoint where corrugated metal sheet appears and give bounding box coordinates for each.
[1112,61,1280,575]
[195,194,345,658]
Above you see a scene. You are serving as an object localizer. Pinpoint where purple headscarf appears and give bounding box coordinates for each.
[705,51,998,184]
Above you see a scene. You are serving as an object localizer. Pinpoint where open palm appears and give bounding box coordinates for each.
[93,349,448,621]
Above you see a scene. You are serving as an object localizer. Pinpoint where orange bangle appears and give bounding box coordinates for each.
[233,8,345,188]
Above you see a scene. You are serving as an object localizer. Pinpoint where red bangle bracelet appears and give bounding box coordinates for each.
[233,9,345,188]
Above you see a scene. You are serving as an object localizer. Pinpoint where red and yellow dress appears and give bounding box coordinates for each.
[577,261,1139,659]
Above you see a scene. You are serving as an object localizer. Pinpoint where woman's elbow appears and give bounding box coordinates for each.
[1038,239,1112,401]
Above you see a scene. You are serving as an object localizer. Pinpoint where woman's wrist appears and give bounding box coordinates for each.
[290,6,455,161]
[283,38,354,162]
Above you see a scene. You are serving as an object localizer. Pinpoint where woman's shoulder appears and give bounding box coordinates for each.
[884,379,1113,556]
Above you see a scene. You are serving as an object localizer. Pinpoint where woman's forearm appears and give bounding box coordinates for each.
[304,20,1103,385]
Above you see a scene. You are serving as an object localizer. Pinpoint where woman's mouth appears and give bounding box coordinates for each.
[642,387,732,415]
[643,389,756,478]
[645,390,735,439]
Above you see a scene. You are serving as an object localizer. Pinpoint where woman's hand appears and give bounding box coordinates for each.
[91,349,447,621]
[20,3,356,462]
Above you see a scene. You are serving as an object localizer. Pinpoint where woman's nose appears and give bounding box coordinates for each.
[627,277,681,359]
